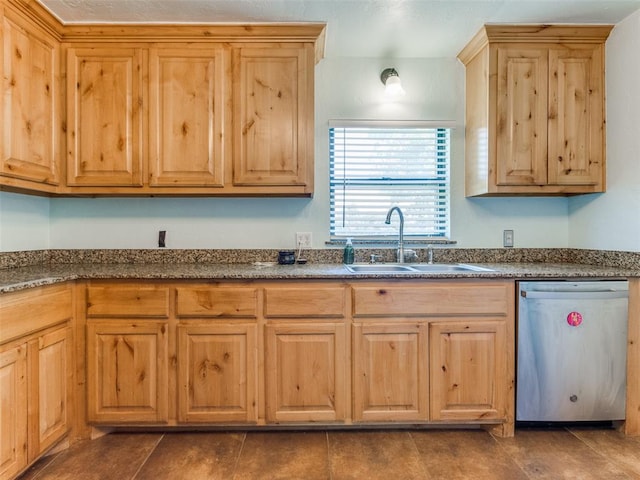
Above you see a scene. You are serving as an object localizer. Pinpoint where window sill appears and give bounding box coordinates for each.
[325,239,457,247]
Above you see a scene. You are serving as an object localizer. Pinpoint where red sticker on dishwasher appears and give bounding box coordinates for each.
[567,312,583,326]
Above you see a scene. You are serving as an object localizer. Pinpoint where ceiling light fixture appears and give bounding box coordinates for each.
[380,67,405,97]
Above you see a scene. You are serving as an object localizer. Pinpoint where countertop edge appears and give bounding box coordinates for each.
[1,262,638,294]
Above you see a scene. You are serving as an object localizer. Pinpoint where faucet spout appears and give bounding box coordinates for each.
[385,206,405,263]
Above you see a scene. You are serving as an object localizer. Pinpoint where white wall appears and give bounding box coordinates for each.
[0,192,50,251]
[3,56,572,251]
[41,57,569,250]
[568,10,640,252]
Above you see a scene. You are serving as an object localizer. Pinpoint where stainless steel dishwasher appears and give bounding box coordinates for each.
[517,280,629,422]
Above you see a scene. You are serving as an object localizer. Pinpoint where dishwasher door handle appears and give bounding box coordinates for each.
[521,290,629,300]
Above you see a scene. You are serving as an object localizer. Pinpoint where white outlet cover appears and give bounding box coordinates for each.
[296,232,312,248]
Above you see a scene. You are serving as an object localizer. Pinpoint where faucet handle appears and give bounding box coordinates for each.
[370,254,381,264]
[427,244,434,264]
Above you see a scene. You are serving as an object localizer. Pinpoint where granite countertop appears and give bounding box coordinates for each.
[1,261,638,294]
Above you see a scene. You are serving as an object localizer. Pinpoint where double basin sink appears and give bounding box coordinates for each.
[345,263,495,274]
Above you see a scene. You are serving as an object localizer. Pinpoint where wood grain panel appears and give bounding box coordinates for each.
[352,323,428,422]
[86,321,168,423]
[176,287,258,318]
[233,46,312,189]
[495,47,548,186]
[265,323,346,422]
[177,324,257,422]
[352,281,510,317]
[625,278,640,435]
[264,286,346,318]
[86,285,169,318]
[548,45,604,186]
[429,319,507,422]
[0,284,72,344]
[0,344,28,480]
[149,47,227,187]
[66,47,143,186]
[1,11,59,186]
[32,326,71,458]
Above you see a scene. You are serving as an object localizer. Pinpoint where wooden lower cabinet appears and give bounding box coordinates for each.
[0,284,73,480]
[352,323,428,422]
[79,279,514,435]
[0,344,28,480]
[177,323,257,423]
[429,319,509,423]
[86,321,168,423]
[29,327,72,459]
[265,323,346,423]
[352,280,515,434]
[0,327,72,471]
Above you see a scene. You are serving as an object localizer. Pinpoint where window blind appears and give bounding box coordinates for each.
[329,125,450,239]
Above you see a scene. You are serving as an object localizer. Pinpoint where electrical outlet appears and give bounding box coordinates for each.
[296,232,312,248]
[503,229,514,248]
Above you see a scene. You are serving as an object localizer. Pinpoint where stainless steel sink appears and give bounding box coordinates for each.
[345,263,494,274]
[345,264,416,273]
[408,263,495,272]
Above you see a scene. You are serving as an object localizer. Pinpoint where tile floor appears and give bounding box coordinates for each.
[18,427,640,480]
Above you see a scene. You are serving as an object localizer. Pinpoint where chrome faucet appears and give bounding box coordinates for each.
[385,206,405,263]
[427,244,434,264]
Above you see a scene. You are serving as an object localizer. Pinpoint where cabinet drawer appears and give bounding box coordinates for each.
[0,284,72,345]
[176,287,258,318]
[87,285,170,318]
[264,287,346,318]
[352,281,512,317]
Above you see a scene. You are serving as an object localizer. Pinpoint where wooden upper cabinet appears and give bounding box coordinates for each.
[66,47,143,187]
[495,47,549,186]
[1,9,324,196]
[458,25,612,196]
[548,46,604,186]
[1,8,59,190]
[148,47,228,188]
[232,45,313,193]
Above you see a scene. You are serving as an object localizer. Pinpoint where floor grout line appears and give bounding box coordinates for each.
[230,431,247,480]
[130,433,165,480]
[565,427,635,480]
[489,429,535,480]
[406,430,432,480]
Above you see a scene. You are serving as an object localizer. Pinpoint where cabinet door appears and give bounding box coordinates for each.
[232,46,312,190]
[265,323,345,422]
[149,47,227,187]
[429,319,507,422]
[0,344,28,480]
[30,327,71,459]
[352,323,428,422]
[495,46,548,186]
[548,45,604,186]
[1,11,59,185]
[86,321,168,423]
[66,47,143,186]
[177,324,257,423]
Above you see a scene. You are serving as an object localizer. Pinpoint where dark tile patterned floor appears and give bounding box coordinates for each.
[18,427,640,479]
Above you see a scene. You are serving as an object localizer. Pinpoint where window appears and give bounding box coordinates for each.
[329,121,451,240]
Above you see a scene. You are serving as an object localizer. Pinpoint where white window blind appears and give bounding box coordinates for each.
[329,123,450,239]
